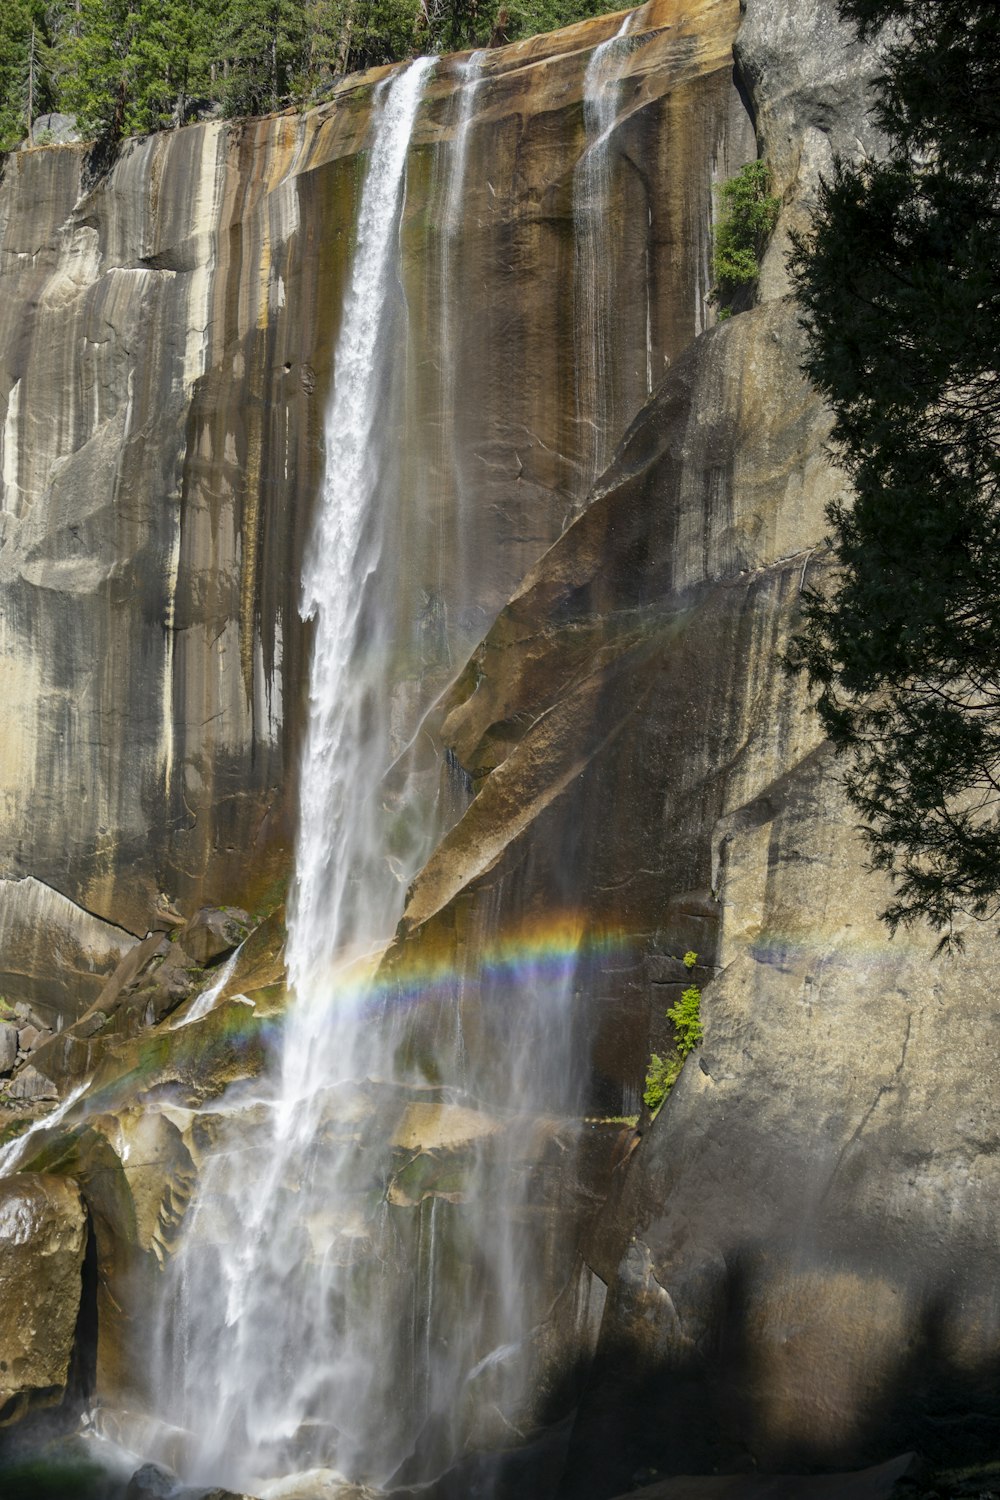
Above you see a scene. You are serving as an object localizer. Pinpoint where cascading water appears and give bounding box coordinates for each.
[152,31,635,1499]
[155,58,443,1490]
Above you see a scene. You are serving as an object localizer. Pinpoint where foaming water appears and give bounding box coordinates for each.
[173,942,246,1028]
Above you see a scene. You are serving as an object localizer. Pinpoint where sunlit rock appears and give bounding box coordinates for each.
[0,1172,87,1424]
[0,877,138,1028]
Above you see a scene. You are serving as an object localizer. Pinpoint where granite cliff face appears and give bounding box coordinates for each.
[0,0,749,1002]
[0,0,998,1493]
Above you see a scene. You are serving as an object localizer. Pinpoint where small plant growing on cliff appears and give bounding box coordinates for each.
[667,985,704,1056]
[711,160,780,317]
[643,970,703,1114]
[682,950,697,969]
[643,1052,681,1112]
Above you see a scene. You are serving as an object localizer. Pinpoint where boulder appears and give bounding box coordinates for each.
[0,878,138,1030]
[124,1456,261,1499]
[26,111,80,145]
[179,908,250,967]
[0,1022,17,1074]
[0,1173,88,1423]
[126,1461,177,1499]
[7,1065,59,1102]
[16,1023,50,1054]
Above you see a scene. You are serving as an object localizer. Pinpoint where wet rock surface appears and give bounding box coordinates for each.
[178,908,249,966]
[600,1451,919,1498]
[0,1173,87,1423]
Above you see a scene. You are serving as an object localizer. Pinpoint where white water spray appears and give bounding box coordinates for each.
[174,943,246,1028]
[155,59,438,1490]
[0,1082,89,1177]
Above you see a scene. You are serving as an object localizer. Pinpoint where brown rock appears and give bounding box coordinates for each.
[0,0,750,949]
[0,1173,87,1424]
[179,907,250,966]
[0,878,138,1030]
[16,1024,50,1054]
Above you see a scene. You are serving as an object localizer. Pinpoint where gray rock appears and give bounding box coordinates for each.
[180,908,250,966]
[125,1459,260,1499]
[6,1065,59,1101]
[126,1461,179,1499]
[16,1023,50,1053]
[734,0,892,301]
[186,1490,261,1500]
[26,111,80,145]
[0,1022,17,1074]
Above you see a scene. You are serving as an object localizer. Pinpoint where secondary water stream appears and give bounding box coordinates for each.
[574,11,639,482]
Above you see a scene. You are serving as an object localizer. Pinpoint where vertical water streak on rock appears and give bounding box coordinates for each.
[153,58,436,1493]
[438,51,485,645]
[573,12,635,483]
[1,377,21,512]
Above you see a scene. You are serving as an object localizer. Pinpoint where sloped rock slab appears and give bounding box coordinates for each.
[609,1452,919,1499]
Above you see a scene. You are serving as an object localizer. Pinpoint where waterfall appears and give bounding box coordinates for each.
[155,59,440,1491]
[151,28,636,1497]
[574,12,637,482]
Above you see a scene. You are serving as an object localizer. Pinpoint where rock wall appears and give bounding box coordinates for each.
[0,0,751,986]
[381,0,1000,1484]
[0,1173,88,1424]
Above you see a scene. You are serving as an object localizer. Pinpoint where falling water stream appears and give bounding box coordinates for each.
[148,27,640,1497]
[156,59,444,1491]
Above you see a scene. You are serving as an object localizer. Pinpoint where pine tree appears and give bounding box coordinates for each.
[0,0,56,151]
[218,0,307,117]
[55,0,216,139]
[789,0,1000,947]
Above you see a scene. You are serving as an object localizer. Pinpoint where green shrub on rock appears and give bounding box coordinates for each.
[667,984,703,1057]
[711,160,780,316]
[643,962,704,1114]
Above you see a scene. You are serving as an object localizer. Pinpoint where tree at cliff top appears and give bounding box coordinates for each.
[57,0,218,138]
[0,0,56,151]
[790,0,1000,948]
[1,0,630,145]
